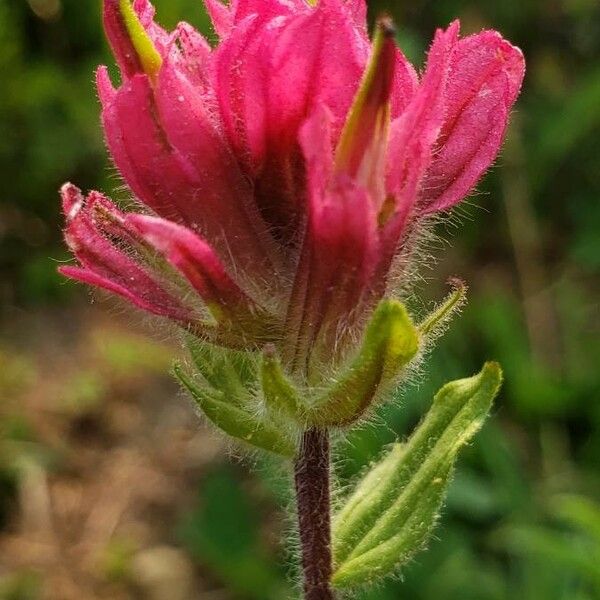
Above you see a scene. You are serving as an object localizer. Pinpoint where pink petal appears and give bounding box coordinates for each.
[103,0,144,77]
[96,65,117,105]
[212,15,270,173]
[204,0,233,38]
[284,106,379,369]
[211,13,303,234]
[214,0,369,167]
[268,0,369,150]
[301,104,335,201]
[345,0,367,29]
[59,265,190,321]
[377,21,459,285]
[288,177,379,371]
[213,0,368,234]
[233,0,307,24]
[385,21,459,228]
[422,31,525,213]
[60,184,194,323]
[99,68,276,279]
[126,214,267,326]
[155,59,278,274]
[173,22,212,89]
[390,47,419,118]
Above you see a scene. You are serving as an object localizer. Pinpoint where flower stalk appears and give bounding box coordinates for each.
[295,428,334,600]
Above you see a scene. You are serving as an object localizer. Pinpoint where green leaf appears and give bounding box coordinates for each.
[331,362,502,588]
[174,364,295,457]
[307,300,419,427]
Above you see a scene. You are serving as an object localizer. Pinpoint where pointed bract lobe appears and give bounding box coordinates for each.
[173,22,212,89]
[98,65,275,280]
[284,105,379,372]
[59,184,196,324]
[422,31,525,213]
[204,0,233,38]
[126,214,272,331]
[389,46,419,118]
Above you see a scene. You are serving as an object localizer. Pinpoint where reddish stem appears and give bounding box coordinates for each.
[294,428,334,600]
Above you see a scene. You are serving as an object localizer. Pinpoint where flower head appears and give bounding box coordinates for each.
[60,0,523,431]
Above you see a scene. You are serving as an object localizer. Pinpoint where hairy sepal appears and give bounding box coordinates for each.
[174,358,295,458]
[306,299,419,427]
[260,346,306,419]
[187,338,255,406]
[331,362,503,587]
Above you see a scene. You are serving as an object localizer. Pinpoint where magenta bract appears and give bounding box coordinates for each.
[61,0,524,369]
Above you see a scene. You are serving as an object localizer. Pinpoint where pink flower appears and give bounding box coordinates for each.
[60,0,524,371]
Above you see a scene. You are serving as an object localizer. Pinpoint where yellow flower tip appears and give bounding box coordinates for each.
[335,14,397,199]
[118,0,162,80]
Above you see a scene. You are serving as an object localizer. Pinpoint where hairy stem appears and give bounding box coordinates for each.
[294,428,334,600]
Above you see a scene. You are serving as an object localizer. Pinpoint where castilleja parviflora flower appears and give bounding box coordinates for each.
[60,0,523,442]
[61,0,523,376]
[60,0,524,593]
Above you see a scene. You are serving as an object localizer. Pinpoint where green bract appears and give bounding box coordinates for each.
[174,342,297,456]
[331,362,503,587]
[307,300,419,426]
[176,300,420,451]
[174,363,296,457]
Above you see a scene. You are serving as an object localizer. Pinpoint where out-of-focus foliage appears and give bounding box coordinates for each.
[0,0,598,598]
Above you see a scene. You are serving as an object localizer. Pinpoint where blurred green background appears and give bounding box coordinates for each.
[1,0,599,598]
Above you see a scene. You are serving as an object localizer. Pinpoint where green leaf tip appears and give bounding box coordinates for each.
[174,363,295,458]
[119,0,162,79]
[331,361,502,588]
[307,300,419,427]
[418,277,467,338]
